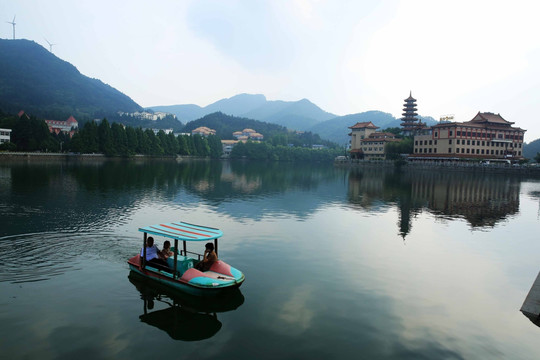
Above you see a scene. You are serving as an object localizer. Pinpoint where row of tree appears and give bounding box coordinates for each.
[0,112,222,157]
[230,141,345,162]
[0,112,60,151]
[70,119,222,157]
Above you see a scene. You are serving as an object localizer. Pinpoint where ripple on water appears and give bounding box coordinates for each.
[0,231,134,284]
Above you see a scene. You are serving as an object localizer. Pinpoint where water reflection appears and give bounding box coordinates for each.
[347,167,521,237]
[0,160,529,238]
[128,272,244,341]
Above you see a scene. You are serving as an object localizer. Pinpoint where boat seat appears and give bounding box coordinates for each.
[167,255,195,276]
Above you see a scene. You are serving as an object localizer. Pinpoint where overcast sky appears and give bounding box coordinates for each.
[2,0,540,139]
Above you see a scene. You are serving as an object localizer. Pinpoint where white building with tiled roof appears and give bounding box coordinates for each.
[191,126,216,137]
[233,128,264,140]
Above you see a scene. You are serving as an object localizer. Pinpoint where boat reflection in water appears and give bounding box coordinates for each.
[128,271,244,341]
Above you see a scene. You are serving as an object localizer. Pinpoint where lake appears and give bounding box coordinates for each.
[1,158,539,359]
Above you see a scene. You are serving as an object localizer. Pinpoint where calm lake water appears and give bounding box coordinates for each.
[1,159,540,359]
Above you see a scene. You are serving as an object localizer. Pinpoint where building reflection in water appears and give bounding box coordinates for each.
[347,167,520,238]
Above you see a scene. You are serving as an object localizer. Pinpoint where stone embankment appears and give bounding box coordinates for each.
[334,158,540,175]
[0,152,178,162]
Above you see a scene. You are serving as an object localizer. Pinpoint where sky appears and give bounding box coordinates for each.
[2,0,540,140]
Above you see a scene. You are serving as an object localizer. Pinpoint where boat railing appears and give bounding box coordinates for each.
[179,249,203,261]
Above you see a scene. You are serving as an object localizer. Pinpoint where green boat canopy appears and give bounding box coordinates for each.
[138,222,223,241]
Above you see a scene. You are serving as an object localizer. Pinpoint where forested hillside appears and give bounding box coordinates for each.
[183,112,338,148]
[182,112,288,140]
[0,39,142,120]
[524,139,540,160]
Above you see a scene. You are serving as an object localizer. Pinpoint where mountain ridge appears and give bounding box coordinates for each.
[0,39,142,120]
[150,93,336,131]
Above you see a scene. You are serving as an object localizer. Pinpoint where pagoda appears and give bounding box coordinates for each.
[400,92,425,136]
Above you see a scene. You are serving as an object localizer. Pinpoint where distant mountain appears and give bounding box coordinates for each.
[150,93,335,131]
[205,93,267,115]
[309,111,438,145]
[524,139,540,160]
[309,111,401,145]
[0,39,142,119]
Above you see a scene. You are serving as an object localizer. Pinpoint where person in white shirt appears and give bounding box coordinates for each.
[141,237,169,270]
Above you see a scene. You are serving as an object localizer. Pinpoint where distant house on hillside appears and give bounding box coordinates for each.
[45,116,78,138]
[118,111,173,121]
[149,128,174,135]
[192,126,216,137]
[233,128,264,141]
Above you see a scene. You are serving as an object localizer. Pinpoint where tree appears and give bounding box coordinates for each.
[192,134,210,157]
[230,141,247,158]
[207,134,223,158]
[385,138,413,160]
[10,115,57,151]
[136,127,150,154]
[98,119,115,155]
[383,127,403,136]
[81,121,99,153]
[125,126,138,155]
[535,152,540,163]
[111,122,128,156]
[177,134,190,155]
[146,129,163,155]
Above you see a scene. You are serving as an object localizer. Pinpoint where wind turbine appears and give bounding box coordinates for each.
[6,15,16,39]
[45,38,56,52]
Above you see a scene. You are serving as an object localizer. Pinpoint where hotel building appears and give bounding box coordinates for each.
[412,112,525,161]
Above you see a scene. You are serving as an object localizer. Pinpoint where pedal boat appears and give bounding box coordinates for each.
[127,222,245,296]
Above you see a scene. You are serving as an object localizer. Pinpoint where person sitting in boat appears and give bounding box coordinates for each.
[195,242,218,272]
[159,240,173,260]
[140,237,169,270]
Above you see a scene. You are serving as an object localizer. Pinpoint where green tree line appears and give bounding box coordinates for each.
[1,111,350,162]
[0,112,223,158]
[230,141,345,162]
[70,119,221,157]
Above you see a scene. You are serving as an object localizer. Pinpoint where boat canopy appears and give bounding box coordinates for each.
[139,222,223,241]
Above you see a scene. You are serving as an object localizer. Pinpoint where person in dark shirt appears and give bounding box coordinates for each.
[195,242,218,271]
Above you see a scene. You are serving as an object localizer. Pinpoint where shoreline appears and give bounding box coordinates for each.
[334,159,540,176]
[0,152,181,162]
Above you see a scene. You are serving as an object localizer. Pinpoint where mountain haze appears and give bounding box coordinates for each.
[151,93,335,131]
[309,111,399,145]
[0,39,142,119]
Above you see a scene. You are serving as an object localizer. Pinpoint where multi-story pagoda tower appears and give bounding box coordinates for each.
[400,91,424,136]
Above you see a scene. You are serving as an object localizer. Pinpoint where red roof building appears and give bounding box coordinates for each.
[44,116,79,138]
